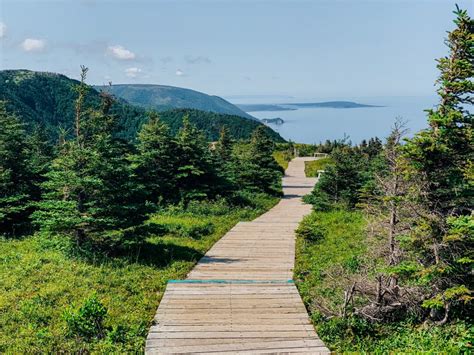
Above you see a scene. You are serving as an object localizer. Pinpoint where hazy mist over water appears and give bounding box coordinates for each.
[229,96,437,144]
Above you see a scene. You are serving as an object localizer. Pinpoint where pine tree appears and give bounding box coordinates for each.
[404,6,473,321]
[0,102,35,235]
[132,112,178,204]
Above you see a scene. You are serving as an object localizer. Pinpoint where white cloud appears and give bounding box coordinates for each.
[0,22,6,38]
[125,67,142,78]
[107,45,135,60]
[21,38,46,52]
[175,69,184,76]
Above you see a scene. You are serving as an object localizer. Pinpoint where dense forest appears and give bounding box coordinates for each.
[0,69,283,142]
[293,7,473,352]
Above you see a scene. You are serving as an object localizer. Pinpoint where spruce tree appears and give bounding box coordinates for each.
[0,102,35,235]
[404,6,473,320]
[212,126,237,195]
[175,115,219,204]
[132,112,178,204]
[33,68,148,249]
[237,126,282,194]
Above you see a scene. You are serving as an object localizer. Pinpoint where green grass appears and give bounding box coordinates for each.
[272,150,292,170]
[294,209,472,352]
[0,195,278,353]
[294,209,366,315]
[304,157,332,177]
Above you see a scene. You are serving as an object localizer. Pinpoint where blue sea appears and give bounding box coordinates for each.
[231,96,438,144]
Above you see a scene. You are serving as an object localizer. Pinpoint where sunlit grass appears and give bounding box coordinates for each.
[0,195,278,353]
[304,157,333,177]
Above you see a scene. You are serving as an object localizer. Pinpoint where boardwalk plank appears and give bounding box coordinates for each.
[145,158,329,354]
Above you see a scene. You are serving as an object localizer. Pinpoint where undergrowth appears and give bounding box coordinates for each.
[294,209,473,352]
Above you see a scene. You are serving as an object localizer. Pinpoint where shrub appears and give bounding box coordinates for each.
[63,295,108,340]
[296,219,326,242]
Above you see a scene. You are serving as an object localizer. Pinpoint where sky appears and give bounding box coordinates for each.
[0,0,472,99]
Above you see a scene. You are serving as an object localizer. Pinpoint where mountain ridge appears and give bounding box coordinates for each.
[95,83,257,120]
[0,69,284,142]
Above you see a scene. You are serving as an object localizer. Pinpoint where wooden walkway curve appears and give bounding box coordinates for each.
[146,157,329,354]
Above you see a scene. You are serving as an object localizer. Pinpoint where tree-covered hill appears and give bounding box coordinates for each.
[158,108,284,142]
[0,70,283,142]
[95,84,256,120]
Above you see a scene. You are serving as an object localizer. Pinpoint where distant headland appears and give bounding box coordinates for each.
[237,101,383,112]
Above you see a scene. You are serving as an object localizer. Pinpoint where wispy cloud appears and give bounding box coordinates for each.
[175,69,185,76]
[0,22,6,39]
[184,55,211,64]
[21,38,46,52]
[107,45,136,60]
[125,67,142,78]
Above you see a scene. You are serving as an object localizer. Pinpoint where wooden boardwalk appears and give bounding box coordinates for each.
[146,158,329,354]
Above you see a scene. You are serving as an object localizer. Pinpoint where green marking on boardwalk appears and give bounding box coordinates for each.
[168,279,294,284]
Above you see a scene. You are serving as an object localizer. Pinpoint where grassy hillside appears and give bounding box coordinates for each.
[0,196,278,353]
[96,84,256,120]
[0,70,283,142]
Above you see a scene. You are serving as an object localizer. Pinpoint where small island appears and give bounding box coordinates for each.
[261,117,285,125]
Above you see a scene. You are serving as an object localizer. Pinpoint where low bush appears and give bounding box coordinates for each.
[63,295,108,340]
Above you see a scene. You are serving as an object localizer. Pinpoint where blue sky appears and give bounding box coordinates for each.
[0,0,471,98]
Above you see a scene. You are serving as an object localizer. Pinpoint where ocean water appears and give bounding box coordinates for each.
[237,96,438,144]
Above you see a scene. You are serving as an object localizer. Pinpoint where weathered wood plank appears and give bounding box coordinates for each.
[145,158,329,354]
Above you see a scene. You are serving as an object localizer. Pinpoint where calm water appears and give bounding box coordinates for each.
[235,96,437,144]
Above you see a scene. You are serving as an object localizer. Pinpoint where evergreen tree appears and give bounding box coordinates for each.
[214,126,233,161]
[212,126,237,194]
[175,115,219,204]
[237,126,282,194]
[0,102,35,235]
[132,112,178,204]
[404,6,473,320]
[33,68,148,249]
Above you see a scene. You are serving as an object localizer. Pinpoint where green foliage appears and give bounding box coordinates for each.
[0,102,37,235]
[294,210,366,314]
[304,157,333,177]
[295,209,472,352]
[158,108,284,142]
[0,195,278,353]
[272,150,292,170]
[401,6,473,315]
[315,315,472,352]
[32,72,149,250]
[235,126,283,195]
[131,112,178,204]
[305,143,385,210]
[63,295,108,340]
[95,83,256,120]
[175,116,222,203]
[0,70,284,143]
